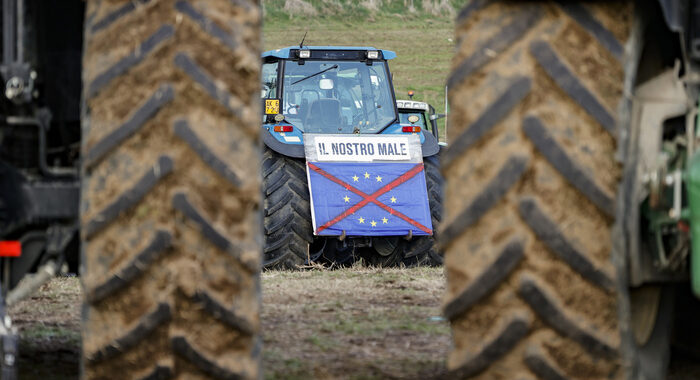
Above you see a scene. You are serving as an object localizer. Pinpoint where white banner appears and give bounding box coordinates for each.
[304,134,422,163]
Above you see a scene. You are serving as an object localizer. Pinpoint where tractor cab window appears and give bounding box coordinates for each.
[281,59,396,134]
[261,61,278,99]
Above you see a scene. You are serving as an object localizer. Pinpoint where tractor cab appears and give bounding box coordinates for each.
[261,47,439,158]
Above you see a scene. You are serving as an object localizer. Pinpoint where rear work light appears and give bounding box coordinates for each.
[274,125,293,132]
[0,241,21,257]
[402,126,421,133]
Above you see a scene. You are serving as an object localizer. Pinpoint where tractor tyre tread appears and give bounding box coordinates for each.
[444,1,631,378]
[81,1,262,379]
[403,154,444,266]
[262,146,314,269]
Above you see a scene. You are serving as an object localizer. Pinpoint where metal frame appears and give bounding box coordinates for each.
[0,0,81,292]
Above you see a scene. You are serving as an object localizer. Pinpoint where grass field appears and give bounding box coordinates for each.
[262,266,448,379]
[263,1,458,141]
[10,277,81,380]
[11,267,449,379]
[10,270,700,379]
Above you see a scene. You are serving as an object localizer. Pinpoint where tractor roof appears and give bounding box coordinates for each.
[262,46,397,60]
[396,100,429,111]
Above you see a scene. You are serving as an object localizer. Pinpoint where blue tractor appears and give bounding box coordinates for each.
[261,46,443,269]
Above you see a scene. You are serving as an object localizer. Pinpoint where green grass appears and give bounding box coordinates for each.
[263,352,314,380]
[263,2,463,141]
[305,334,340,350]
[263,0,465,22]
[21,324,81,348]
[319,307,449,336]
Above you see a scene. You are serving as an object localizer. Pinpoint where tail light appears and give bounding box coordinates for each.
[0,241,21,257]
[274,125,293,132]
[402,126,421,133]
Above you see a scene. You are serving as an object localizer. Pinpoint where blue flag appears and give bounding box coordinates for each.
[307,161,433,236]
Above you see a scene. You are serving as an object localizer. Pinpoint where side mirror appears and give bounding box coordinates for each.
[430,113,446,120]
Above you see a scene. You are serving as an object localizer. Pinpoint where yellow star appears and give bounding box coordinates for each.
[358,217,365,224]
[370,220,377,227]
[352,175,359,182]
[343,195,350,203]
[390,196,397,203]
[364,172,370,179]
[382,217,388,224]
[376,175,382,182]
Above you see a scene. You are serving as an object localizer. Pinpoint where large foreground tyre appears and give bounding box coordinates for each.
[403,154,443,266]
[262,147,315,269]
[80,1,262,378]
[442,1,631,378]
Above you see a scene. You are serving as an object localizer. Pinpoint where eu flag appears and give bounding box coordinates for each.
[307,161,433,236]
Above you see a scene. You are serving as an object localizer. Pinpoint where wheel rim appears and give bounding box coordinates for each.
[630,285,662,346]
[374,237,400,257]
[308,238,326,263]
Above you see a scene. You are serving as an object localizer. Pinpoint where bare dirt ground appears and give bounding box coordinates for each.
[9,266,450,379]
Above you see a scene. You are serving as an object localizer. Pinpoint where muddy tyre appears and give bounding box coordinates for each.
[262,147,314,269]
[403,154,443,266]
[80,1,262,378]
[442,1,631,378]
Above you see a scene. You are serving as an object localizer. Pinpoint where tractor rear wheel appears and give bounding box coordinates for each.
[443,1,631,377]
[81,0,262,378]
[262,147,315,269]
[403,154,443,266]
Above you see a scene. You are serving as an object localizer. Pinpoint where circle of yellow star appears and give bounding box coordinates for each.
[364,172,370,179]
[375,175,382,182]
[343,195,350,203]
[390,196,397,203]
[382,217,388,224]
[352,175,359,182]
[358,217,365,224]
[370,220,377,227]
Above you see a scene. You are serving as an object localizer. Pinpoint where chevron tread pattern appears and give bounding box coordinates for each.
[444,1,629,378]
[81,1,261,378]
[262,147,313,269]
